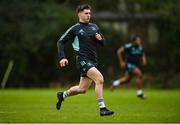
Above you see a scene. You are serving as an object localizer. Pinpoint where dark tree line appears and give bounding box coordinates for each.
[0,0,179,88]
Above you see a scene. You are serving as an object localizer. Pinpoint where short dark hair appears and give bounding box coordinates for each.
[76,4,91,13]
[131,35,141,41]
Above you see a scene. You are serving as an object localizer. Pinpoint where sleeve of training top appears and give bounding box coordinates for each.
[141,45,145,56]
[57,26,75,60]
[122,43,131,53]
[142,45,145,54]
[95,24,105,46]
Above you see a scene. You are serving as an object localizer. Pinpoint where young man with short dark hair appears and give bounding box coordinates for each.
[56,4,114,116]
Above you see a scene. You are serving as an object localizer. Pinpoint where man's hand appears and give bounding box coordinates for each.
[95,33,103,40]
[59,58,68,68]
[142,60,147,66]
[120,61,126,69]
[142,54,147,66]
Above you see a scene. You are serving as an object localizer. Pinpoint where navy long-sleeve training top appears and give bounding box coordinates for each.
[57,22,105,63]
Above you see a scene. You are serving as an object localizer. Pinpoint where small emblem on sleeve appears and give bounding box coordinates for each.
[91,26,96,31]
[80,61,86,66]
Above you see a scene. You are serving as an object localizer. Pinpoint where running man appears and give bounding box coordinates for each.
[56,4,114,116]
[111,36,147,99]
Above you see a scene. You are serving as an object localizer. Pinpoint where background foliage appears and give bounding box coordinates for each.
[0,0,179,88]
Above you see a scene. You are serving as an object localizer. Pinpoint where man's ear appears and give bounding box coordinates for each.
[77,12,81,17]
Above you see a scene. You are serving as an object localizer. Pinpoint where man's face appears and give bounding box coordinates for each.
[78,9,91,23]
[134,37,141,46]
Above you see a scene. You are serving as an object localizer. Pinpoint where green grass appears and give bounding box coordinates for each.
[0,88,180,123]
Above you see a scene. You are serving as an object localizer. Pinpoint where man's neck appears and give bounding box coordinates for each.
[79,20,89,24]
[132,42,140,47]
[79,22,89,26]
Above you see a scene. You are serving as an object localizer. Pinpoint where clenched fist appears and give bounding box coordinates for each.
[59,58,68,67]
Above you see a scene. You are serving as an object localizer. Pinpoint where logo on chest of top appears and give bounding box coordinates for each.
[131,47,142,55]
[91,26,96,31]
[79,29,85,35]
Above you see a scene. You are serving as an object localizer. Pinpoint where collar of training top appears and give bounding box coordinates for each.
[79,22,89,25]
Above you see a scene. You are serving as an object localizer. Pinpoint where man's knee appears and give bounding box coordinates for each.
[137,74,143,80]
[95,75,104,84]
[133,70,142,77]
[136,71,142,78]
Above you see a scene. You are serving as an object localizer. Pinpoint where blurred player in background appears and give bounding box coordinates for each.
[56,4,114,116]
[111,35,147,99]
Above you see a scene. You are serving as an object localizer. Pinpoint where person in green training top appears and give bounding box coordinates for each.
[111,35,147,99]
[56,4,114,116]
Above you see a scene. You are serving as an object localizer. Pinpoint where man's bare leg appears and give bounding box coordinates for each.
[87,67,104,100]
[87,67,114,116]
[111,73,132,90]
[56,77,92,110]
[132,68,145,99]
[63,77,92,97]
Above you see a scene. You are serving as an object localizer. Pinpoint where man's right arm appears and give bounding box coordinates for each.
[57,26,75,67]
[117,47,126,69]
[57,26,75,60]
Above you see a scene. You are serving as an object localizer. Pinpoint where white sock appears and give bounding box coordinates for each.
[137,89,143,95]
[63,91,70,99]
[113,80,120,86]
[98,99,106,108]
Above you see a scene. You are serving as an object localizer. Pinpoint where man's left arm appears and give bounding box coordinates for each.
[141,53,147,66]
[95,25,105,46]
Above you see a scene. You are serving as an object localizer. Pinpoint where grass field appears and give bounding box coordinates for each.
[0,88,180,123]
